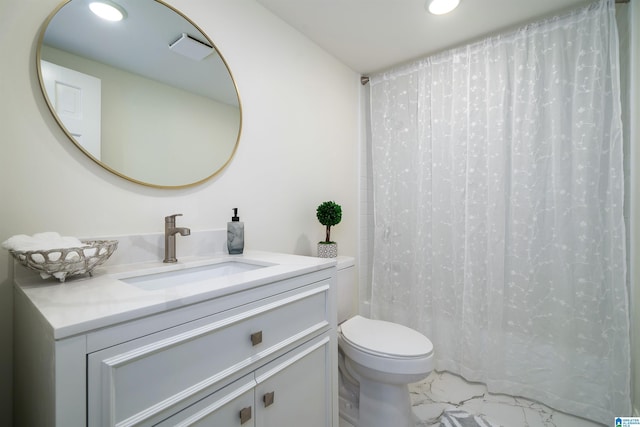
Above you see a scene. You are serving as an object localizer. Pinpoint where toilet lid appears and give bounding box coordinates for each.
[340,315,433,358]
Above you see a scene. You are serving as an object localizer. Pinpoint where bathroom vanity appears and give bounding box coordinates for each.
[13,241,338,427]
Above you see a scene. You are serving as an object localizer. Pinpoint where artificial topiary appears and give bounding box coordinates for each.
[316,201,342,243]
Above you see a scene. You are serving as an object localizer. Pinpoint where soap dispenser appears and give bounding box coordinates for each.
[227,208,244,254]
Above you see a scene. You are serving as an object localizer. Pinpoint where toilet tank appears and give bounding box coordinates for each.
[336,256,357,324]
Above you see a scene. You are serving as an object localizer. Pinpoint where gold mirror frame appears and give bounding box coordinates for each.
[36,0,242,189]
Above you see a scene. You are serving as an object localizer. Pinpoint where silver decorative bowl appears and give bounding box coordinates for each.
[9,240,118,282]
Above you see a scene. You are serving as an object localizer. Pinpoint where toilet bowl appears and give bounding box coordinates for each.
[336,257,434,427]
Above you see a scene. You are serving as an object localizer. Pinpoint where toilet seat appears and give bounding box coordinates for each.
[340,315,433,359]
[338,315,434,376]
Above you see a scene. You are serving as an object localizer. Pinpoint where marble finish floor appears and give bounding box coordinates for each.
[340,371,605,427]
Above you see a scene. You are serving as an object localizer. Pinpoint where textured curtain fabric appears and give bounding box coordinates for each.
[368,0,630,423]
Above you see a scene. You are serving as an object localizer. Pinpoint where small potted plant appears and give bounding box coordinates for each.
[316,201,342,258]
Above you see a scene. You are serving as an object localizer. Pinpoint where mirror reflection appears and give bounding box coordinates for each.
[38,0,242,188]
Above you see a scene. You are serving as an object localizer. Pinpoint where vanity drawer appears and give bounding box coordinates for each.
[87,282,330,427]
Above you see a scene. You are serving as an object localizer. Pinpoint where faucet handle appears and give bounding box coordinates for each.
[165,213,183,223]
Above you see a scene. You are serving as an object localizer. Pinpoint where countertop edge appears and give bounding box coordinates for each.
[14,251,338,340]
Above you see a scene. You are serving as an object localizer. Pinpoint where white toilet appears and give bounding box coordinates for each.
[336,256,434,427]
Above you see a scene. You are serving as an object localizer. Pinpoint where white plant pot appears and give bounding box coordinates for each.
[317,242,338,258]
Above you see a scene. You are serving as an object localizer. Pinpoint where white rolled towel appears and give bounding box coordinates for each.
[2,232,87,252]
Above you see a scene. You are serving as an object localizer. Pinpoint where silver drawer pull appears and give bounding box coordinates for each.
[250,331,263,346]
[239,406,252,424]
[263,391,275,407]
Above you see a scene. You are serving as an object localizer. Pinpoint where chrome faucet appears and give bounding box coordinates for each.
[164,214,191,263]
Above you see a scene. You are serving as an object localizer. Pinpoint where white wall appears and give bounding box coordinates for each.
[0,0,360,424]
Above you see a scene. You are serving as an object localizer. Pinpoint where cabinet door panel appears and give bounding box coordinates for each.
[255,335,332,427]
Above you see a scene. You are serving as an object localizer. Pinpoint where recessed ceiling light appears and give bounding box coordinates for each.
[426,0,461,15]
[89,1,127,22]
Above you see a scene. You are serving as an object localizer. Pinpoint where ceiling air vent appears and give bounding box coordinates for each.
[169,33,214,61]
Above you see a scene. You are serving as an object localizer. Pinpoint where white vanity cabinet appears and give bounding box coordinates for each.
[13,253,338,427]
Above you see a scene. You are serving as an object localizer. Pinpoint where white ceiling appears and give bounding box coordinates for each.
[254,0,593,75]
[42,0,604,98]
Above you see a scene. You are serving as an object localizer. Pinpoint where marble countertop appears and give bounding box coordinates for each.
[14,250,336,340]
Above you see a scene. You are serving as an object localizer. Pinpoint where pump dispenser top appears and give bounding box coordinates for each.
[227,208,244,254]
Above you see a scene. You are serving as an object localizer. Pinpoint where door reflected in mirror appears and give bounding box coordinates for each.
[37,0,242,188]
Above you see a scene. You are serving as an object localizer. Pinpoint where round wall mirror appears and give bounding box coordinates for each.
[37,0,242,188]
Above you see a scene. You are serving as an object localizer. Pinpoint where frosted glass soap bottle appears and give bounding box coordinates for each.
[227,208,244,254]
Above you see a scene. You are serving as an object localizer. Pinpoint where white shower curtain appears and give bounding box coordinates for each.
[368,0,630,423]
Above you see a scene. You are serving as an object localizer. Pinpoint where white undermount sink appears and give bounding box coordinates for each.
[121,260,268,291]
